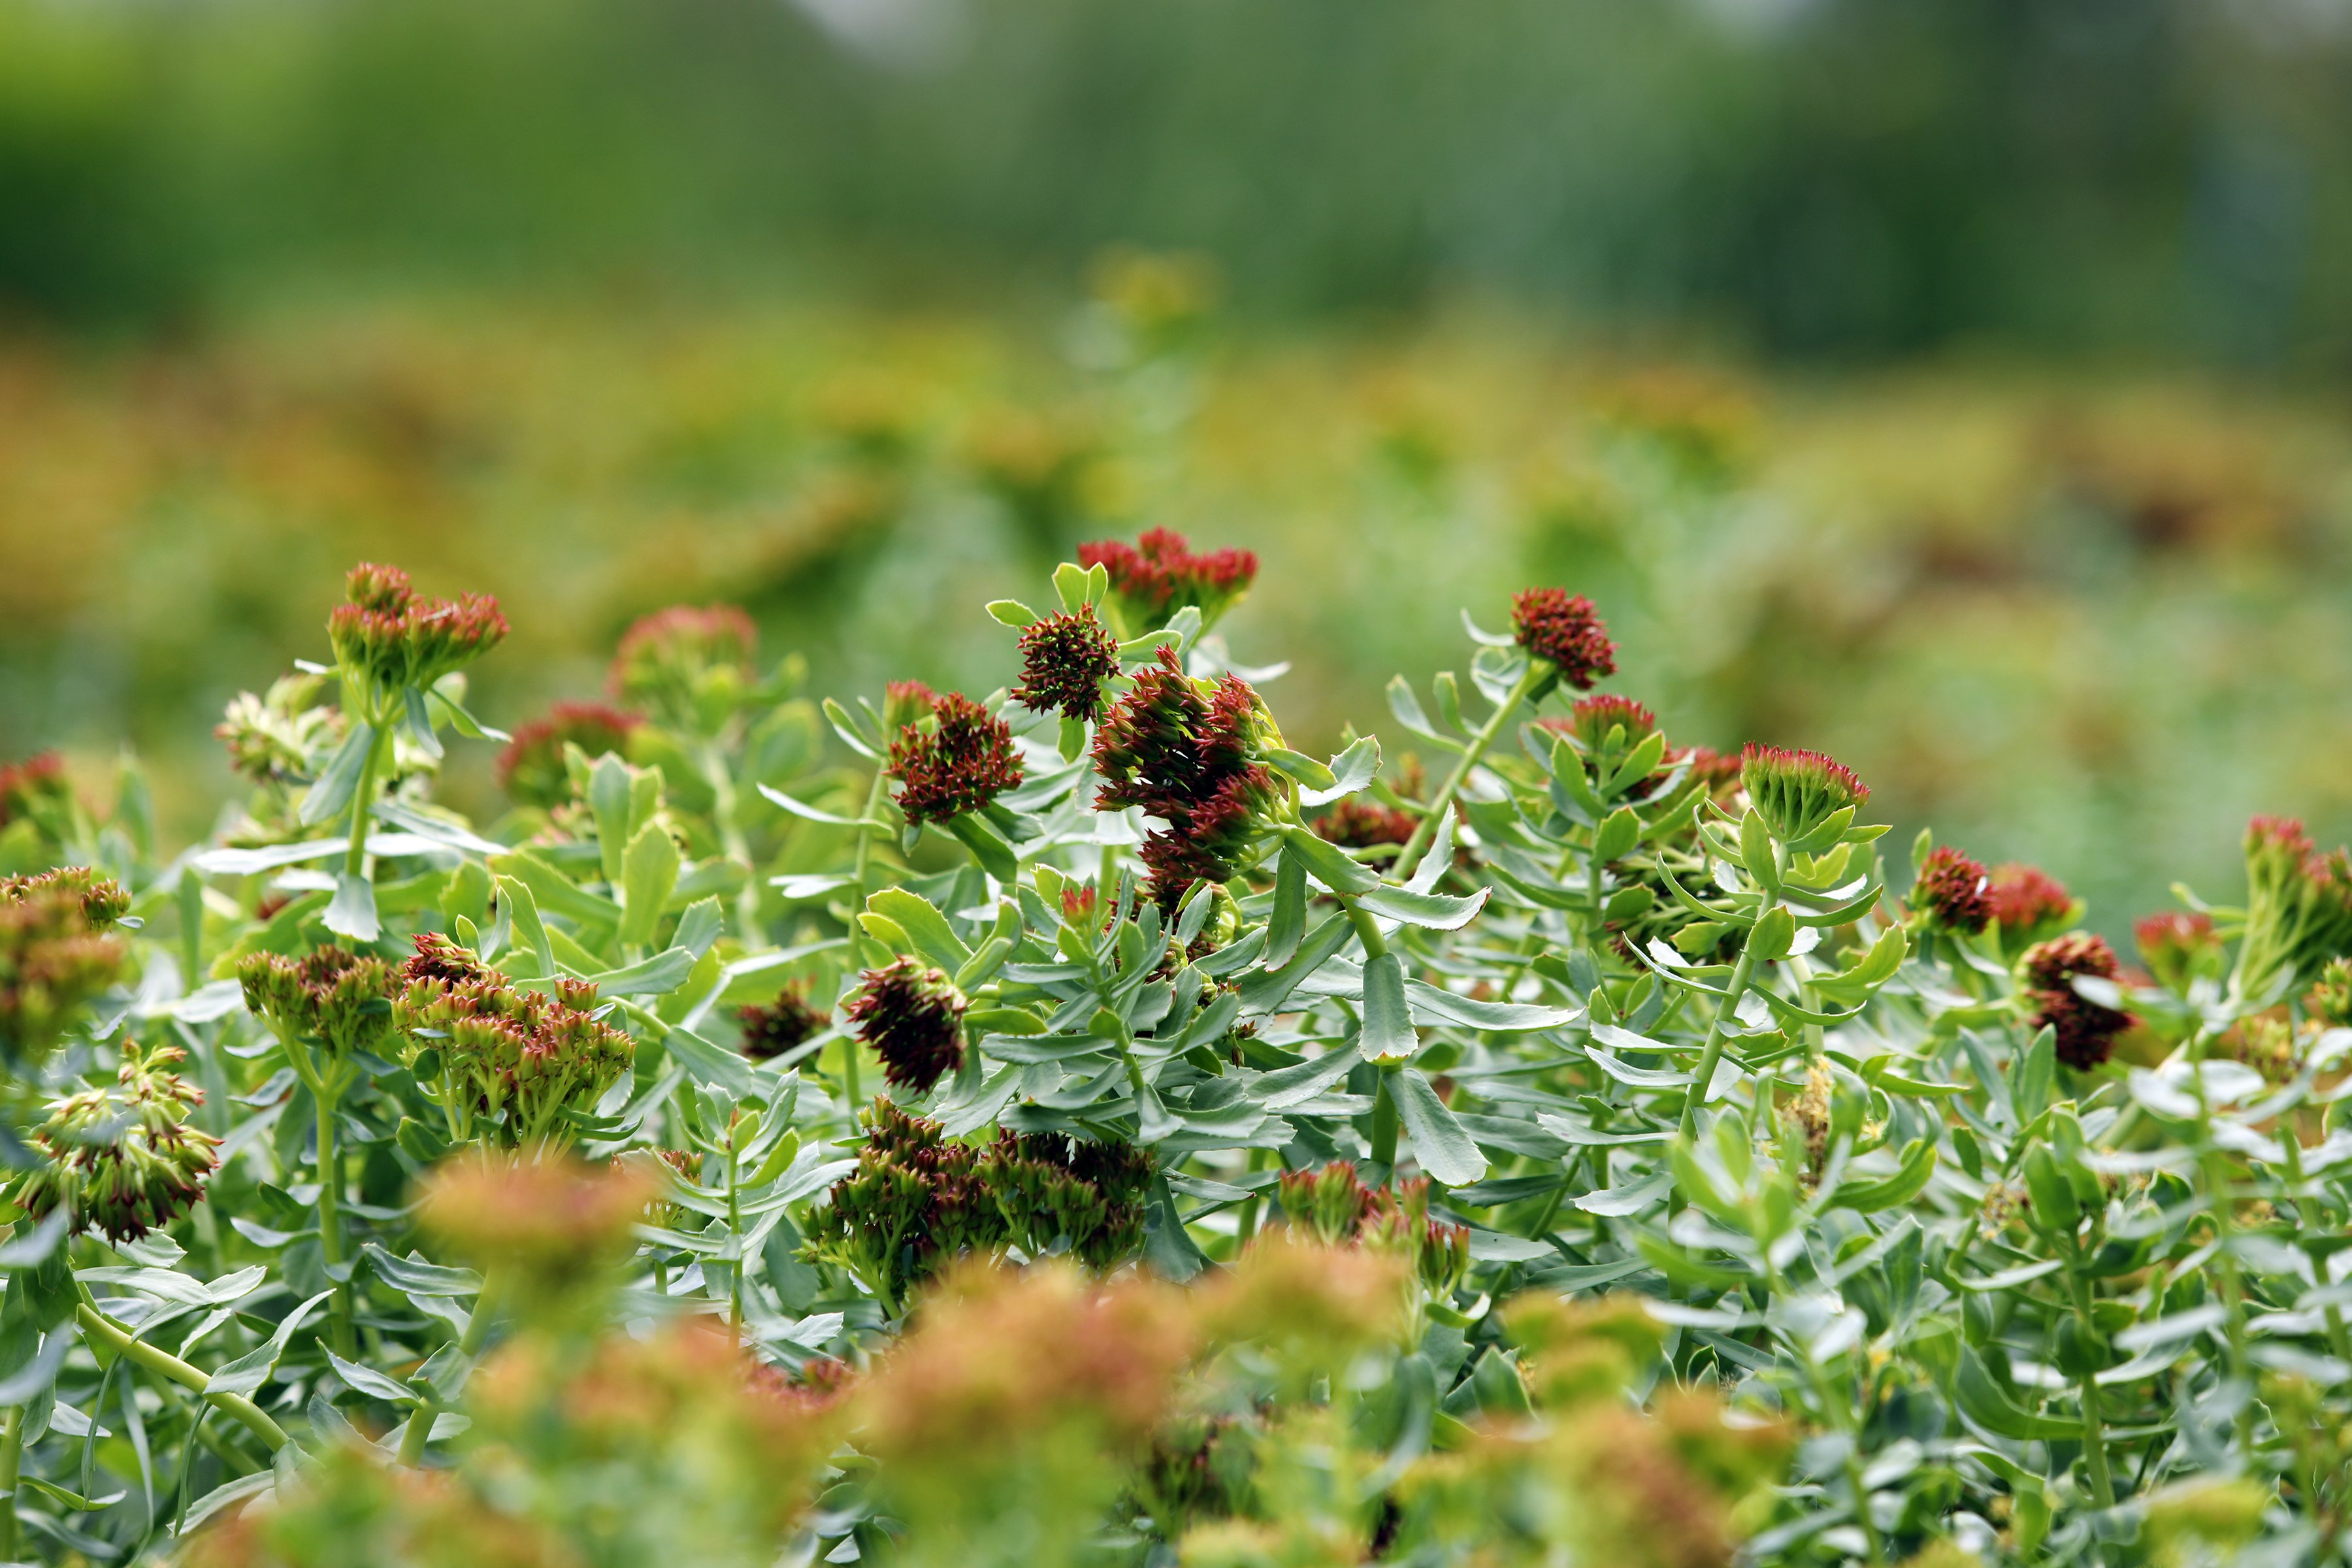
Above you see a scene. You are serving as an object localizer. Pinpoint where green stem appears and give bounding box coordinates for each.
[0,1404,21,1563]
[1682,928,1766,1138]
[399,1272,504,1467]
[700,740,765,943]
[1232,1149,1268,1251]
[1369,1070,1399,1170]
[73,1304,288,1451]
[1393,661,1543,883]
[316,1085,356,1360]
[341,716,391,881]
[2066,1270,2117,1508]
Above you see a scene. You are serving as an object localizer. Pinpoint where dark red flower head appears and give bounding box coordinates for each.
[326,563,508,694]
[1013,606,1122,724]
[1077,528,1258,631]
[1509,589,1616,691]
[845,959,967,1096]
[738,982,829,1062]
[1314,798,1418,851]
[1910,845,1991,936]
[888,692,1024,827]
[1987,864,2076,944]
[1093,647,1277,906]
[2021,932,2135,1070]
[495,702,641,809]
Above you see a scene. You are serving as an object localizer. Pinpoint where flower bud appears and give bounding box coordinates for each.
[2310,956,2352,1029]
[393,953,634,1149]
[1556,693,1657,753]
[1,867,133,1066]
[607,604,759,728]
[12,1041,221,1243]
[326,562,506,697]
[1312,798,1417,851]
[1737,743,1869,847]
[2235,816,2352,1004]
[496,702,640,809]
[237,945,395,1059]
[2136,909,2224,994]
[1012,606,1122,724]
[1985,861,2077,951]
[1509,588,1616,692]
[887,693,1024,827]
[0,751,74,834]
[845,959,968,1096]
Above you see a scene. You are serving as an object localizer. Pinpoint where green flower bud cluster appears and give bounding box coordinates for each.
[0,866,132,1066]
[326,562,508,702]
[11,1041,221,1243]
[237,945,396,1059]
[1274,1162,1470,1297]
[393,944,634,1149]
[2234,815,2352,1005]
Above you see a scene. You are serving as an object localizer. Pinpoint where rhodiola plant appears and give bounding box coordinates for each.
[0,535,2340,1568]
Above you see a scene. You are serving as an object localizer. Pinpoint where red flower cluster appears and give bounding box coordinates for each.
[1078,528,1258,629]
[0,752,69,828]
[1012,606,1123,723]
[2021,932,2136,1070]
[738,982,829,1062]
[495,702,641,808]
[1093,647,1277,905]
[1313,798,1417,850]
[1986,863,2075,943]
[887,692,1024,827]
[2135,910,2221,992]
[845,958,968,1096]
[391,951,636,1145]
[1509,588,1617,691]
[1910,845,1991,935]
[326,562,508,696]
[1272,1162,1471,1295]
[608,604,757,697]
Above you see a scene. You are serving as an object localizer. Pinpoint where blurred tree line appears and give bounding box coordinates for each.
[5,0,2352,365]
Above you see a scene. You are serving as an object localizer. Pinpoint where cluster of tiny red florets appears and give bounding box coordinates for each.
[887,693,1024,827]
[496,702,642,808]
[2021,932,2136,1070]
[1093,647,1276,905]
[1509,588,1617,690]
[1078,528,1258,625]
[1559,693,1656,751]
[1313,799,1418,850]
[1986,863,2074,939]
[0,752,69,828]
[1013,606,1122,723]
[326,562,508,694]
[845,959,968,1096]
[1910,846,1991,935]
[738,983,830,1062]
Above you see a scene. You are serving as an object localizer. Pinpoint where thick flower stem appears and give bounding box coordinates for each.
[316,1086,356,1360]
[73,1303,288,1452]
[1682,932,1765,1138]
[1369,1071,1399,1170]
[0,1404,22,1561]
[397,1271,503,1467]
[2066,1271,2117,1508]
[340,717,391,881]
[1393,662,1543,883]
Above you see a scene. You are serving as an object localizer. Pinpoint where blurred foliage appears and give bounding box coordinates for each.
[5,282,2352,942]
[3,0,2352,365]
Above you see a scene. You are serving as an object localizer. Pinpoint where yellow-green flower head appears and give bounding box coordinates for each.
[1739,743,1870,848]
[237,945,395,1058]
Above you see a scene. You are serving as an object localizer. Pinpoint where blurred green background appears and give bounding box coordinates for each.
[4,0,2352,939]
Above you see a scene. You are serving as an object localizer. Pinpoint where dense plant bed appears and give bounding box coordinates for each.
[0,534,2338,1567]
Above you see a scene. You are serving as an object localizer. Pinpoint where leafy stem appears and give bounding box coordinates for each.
[1394,660,1544,883]
[72,1299,289,1452]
